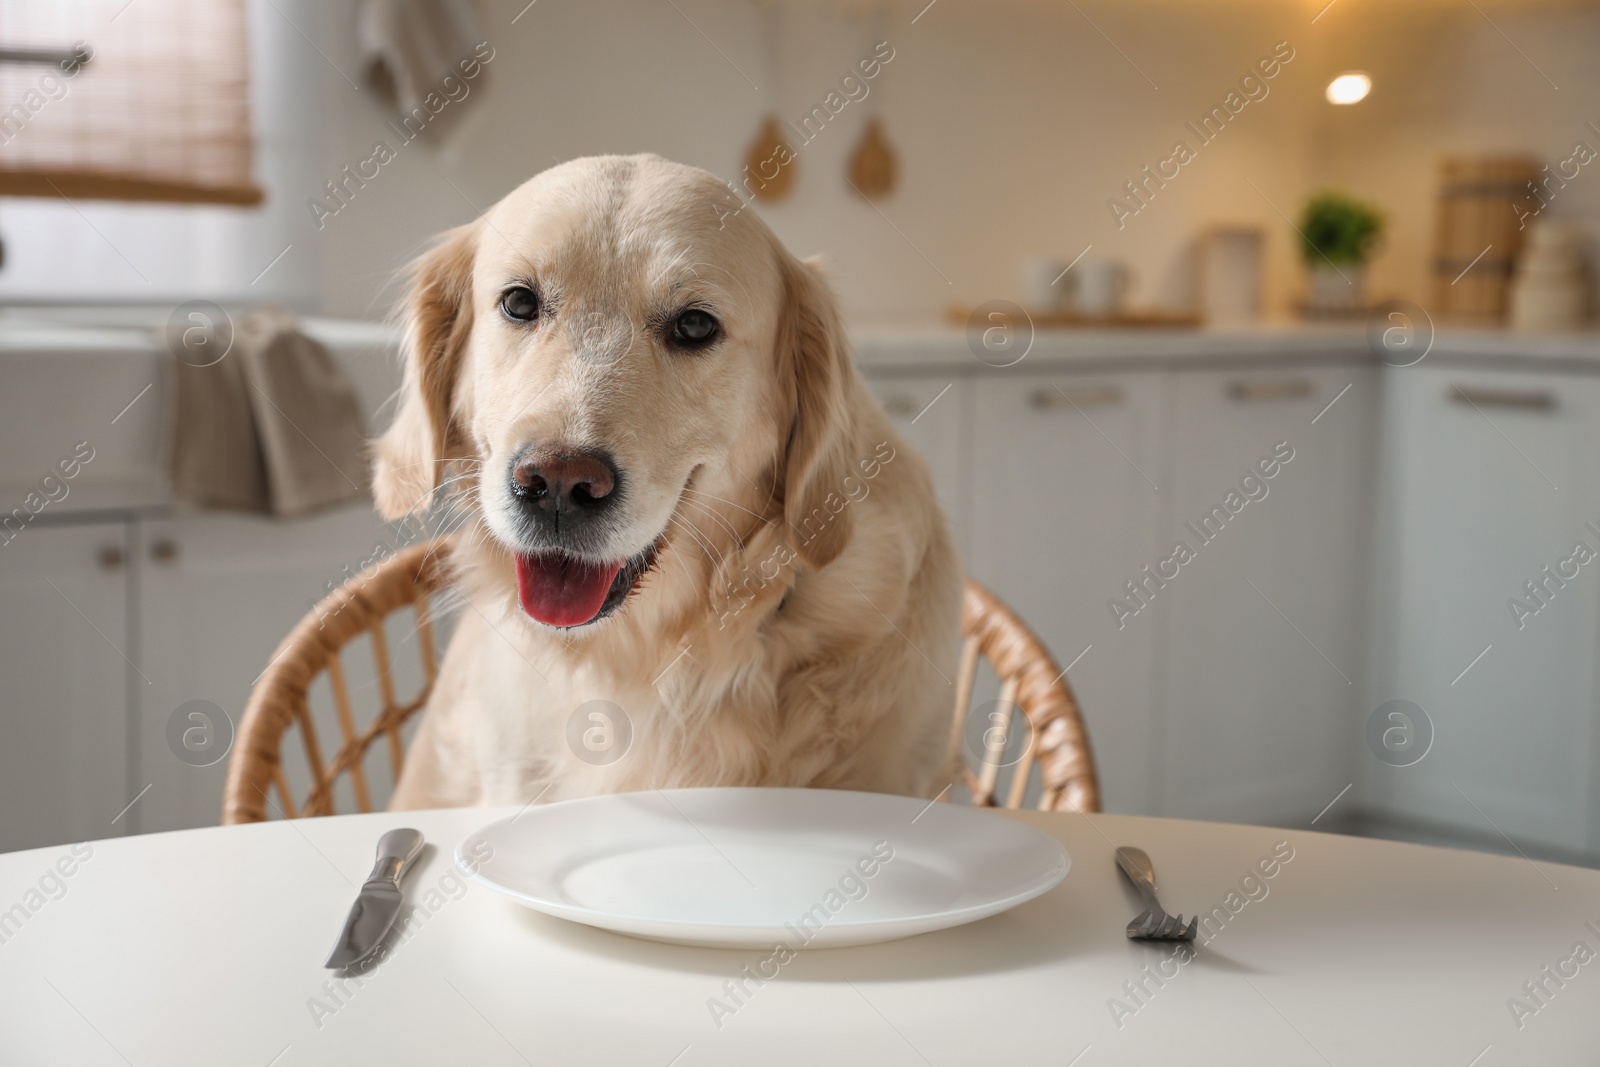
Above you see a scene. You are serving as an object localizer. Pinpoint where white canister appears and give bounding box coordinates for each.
[1200,227,1263,324]
[1021,258,1073,313]
[1073,261,1136,317]
[1510,222,1588,332]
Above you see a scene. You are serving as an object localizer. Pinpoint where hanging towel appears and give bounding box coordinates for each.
[358,0,484,123]
[166,330,268,513]
[167,308,370,517]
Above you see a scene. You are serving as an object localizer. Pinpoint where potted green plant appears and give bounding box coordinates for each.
[1298,191,1384,315]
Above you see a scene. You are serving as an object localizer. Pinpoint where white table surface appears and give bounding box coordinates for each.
[0,805,1595,1066]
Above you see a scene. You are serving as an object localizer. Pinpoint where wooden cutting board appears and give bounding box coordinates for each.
[946,305,1201,329]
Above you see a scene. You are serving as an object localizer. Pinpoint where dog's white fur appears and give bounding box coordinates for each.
[377,155,961,809]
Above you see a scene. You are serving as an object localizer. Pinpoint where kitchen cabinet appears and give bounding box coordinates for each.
[866,376,972,562]
[0,320,414,850]
[0,521,131,852]
[136,504,405,835]
[967,371,1167,814]
[1364,366,1600,856]
[866,360,1381,823]
[0,502,405,849]
[1159,366,1377,824]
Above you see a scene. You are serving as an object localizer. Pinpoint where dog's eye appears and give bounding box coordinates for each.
[671,309,719,348]
[500,286,540,323]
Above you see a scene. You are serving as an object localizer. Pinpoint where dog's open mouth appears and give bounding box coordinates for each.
[513,541,659,628]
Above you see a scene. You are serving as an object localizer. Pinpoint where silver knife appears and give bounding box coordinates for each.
[325,828,425,969]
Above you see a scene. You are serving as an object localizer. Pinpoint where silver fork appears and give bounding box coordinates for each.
[1115,846,1198,942]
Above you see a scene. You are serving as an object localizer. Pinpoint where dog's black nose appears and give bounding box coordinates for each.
[510,445,618,518]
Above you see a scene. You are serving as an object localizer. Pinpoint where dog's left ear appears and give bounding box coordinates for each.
[372,223,478,520]
[777,255,858,569]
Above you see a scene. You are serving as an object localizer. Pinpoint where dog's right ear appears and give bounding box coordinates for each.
[372,223,478,520]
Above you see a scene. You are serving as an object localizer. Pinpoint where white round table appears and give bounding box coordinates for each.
[0,806,1593,1065]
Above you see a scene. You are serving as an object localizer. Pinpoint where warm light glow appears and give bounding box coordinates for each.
[1326,72,1372,105]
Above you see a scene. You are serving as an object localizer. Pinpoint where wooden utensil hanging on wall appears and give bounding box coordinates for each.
[742,2,795,204]
[744,114,797,202]
[847,5,897,201]
[848,116,896,200]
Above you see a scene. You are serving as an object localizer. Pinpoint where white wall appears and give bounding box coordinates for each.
[307,0,1600,324]
[2,0,1596,324]
[311,0,1325,322]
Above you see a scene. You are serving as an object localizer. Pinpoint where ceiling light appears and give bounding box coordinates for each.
[1326,72,1372,105]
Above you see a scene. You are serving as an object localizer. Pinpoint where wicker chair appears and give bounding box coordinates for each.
[222,538,1099,823]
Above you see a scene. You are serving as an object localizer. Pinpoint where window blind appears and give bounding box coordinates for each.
[0,0,261,205]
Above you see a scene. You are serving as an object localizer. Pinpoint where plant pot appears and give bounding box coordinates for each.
[1305,263,1366,317]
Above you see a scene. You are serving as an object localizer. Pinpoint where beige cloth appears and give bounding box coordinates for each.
[358,0,483,122]
[167,308,369,517]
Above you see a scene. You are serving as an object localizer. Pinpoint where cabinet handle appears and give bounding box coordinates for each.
[151,539,179,564]
[1030,386,1124,410]
[880,395,918,418]
[1228,379,1314,402]
[1448,384,1556,411]
[97,546,125,571]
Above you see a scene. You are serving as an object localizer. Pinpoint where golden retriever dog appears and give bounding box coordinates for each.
[376,154,961,810]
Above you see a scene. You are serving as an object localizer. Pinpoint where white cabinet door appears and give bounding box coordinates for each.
[970,371,1165,814]
[1366,367,1600,855]
[865,375,970,562]
[0,522,130,852]
[1160,366,1377,826]
[137,503,411,833]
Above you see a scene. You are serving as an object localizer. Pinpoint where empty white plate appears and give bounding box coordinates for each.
[456,787,1068,948]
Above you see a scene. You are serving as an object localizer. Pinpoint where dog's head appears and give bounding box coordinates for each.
[373,155,858,630]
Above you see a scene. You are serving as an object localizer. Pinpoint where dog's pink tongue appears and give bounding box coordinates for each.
[515,553,624,627]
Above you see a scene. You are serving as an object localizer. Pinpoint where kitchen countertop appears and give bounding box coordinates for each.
[850,322,1600,375]
[0,317,400,518]
[0,314,399,354]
